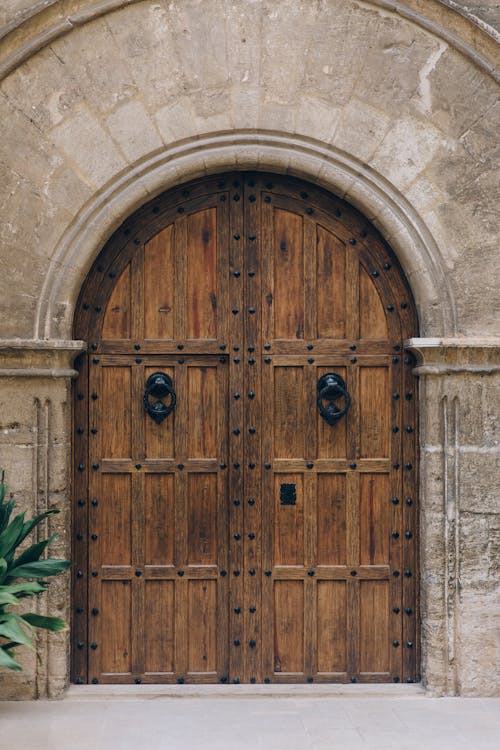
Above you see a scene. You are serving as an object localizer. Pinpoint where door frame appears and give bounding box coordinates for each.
[71,170,420,686]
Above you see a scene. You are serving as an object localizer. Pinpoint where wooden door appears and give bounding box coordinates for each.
[73,173,419,685]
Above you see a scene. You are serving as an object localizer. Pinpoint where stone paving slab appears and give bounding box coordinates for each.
[0,690,499,750]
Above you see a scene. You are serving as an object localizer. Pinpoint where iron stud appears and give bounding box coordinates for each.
[233,499,240,506]
[393,607,400,614]
[393,640,400,647]
[248,498,255,505]
[249,427,256,434]
[392,497,400,505]
[307,344,314,350]
[405,531,413,539]
[406,498,413,506]
[248,346,255,352]
[90,642,98,650]
[234,534,241,540]
[308,570,315,577]
[249,462,255,469]
[248,533,255,539]
[392,426,399,433]
[233,640,240,646]
[91,499,98,507]
[392,531,400,539]
[91,678,98,684]
[249,235,256,241]
[233,428,240,435]
[250,678,256,684]
[177,570,184,577]
[307,461,314,469]
[265,570,272,577]
[220,570,227,576]
[249,640,256,648]
[234,607,241,614]
[405,608,413,615]
[77,642,84,650]
[249,606,256,613]
[350,462,357,469]
[234,233,240,240]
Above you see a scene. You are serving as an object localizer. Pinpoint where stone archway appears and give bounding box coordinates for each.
[1,0,498,699]
[71,170,420,685]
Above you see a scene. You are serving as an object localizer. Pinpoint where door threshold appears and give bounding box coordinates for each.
[65,683,426,700]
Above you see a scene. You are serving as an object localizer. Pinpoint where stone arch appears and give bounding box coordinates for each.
[38,131,456,341]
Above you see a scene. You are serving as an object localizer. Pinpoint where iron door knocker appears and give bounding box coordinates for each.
[317,373,351,426]
[144,372,176,424]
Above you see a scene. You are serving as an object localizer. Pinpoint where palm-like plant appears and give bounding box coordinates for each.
[0,470,71,671]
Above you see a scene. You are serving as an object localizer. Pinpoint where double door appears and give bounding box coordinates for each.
[73,173,419,684]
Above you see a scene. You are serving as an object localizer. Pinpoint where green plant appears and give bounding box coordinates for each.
[0,470,71,671]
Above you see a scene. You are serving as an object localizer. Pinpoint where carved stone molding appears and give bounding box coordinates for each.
[405,337,500,375]
[0,340,86,377]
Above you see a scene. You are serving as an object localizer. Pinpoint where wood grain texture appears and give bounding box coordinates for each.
[73,172,419,685]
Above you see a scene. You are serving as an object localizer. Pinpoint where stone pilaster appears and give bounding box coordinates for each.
[0,340,84,698]
[406,338,500,696]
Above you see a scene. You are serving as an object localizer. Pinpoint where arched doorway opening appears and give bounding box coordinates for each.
[72,172,419,685]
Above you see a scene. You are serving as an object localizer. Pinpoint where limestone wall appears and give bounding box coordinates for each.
[0,1,498,697]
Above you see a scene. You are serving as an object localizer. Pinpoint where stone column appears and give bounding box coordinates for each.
[407,338,500,696]
[0,340,84,699]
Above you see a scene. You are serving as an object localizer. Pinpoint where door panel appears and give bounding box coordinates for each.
[73,172,419,685]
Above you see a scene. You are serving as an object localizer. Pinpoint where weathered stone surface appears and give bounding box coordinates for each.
[0,1,498,698]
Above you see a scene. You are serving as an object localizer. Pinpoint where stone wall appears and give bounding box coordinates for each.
[0,0,498,697]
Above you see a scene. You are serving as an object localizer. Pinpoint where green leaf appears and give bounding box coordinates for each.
[16,509,60,549]
[13,534,57,568]
[0,613,34,649]
[0,581,47,597]
[22,613,67,632]
[0,646,22,671]
[8,558,71,580]
[0,498,15,535]
[0,591,18,606]
[0,512,25,559]
[0,558,7,584]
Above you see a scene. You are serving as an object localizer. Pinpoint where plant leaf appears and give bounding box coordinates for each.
[0,558,7,584]
[0,591,18,606]
[13,534,57,568]
[8,558,72,580]
[0,646,22,671]
[0,498,15,535]
[0,512,25,559]
[0,581,47,597]
[0,613,34,649]
[22,613,67,632]
[16,509,60,549]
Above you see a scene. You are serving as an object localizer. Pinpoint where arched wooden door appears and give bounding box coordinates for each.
[73,173,419,685]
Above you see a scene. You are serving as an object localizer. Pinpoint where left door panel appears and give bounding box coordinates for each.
[86,355,229,684]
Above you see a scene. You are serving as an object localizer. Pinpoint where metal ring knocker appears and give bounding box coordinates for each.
[144,372,176,424]
[317,373,351,426]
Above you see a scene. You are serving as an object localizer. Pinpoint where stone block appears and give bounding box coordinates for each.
[51,106,127,188]
[106,101,163,161]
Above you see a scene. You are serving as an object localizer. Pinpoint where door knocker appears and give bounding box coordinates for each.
[317,373,350,426]
[144,372,176,424]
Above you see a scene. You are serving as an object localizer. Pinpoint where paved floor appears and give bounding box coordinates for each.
[1,686,499,750]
